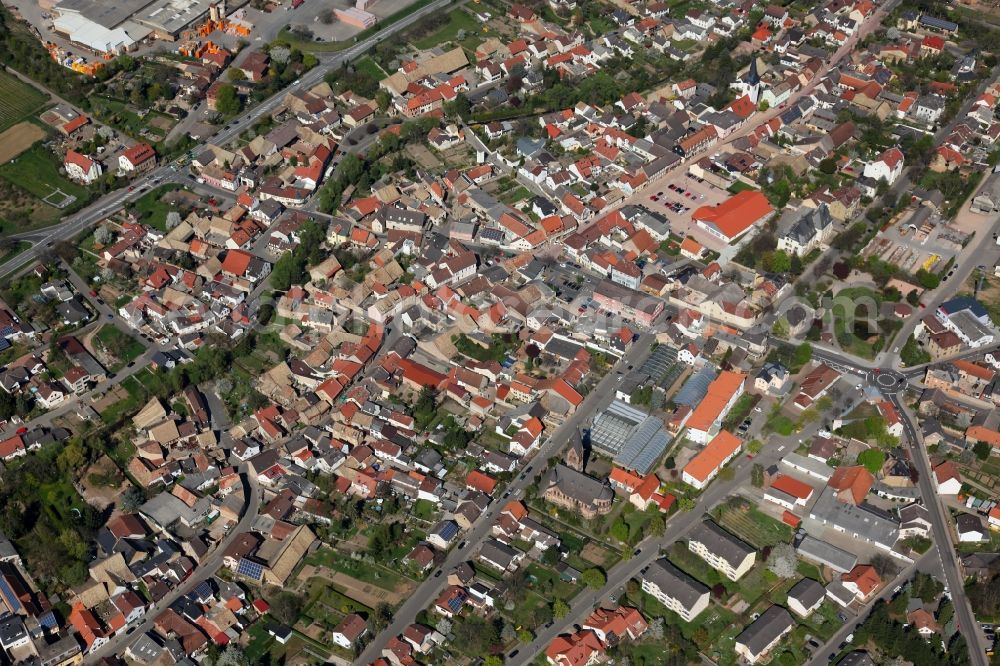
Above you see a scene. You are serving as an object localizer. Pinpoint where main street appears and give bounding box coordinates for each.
[354,329,663,664]
[809,346,988,665]
[0,0,459,283]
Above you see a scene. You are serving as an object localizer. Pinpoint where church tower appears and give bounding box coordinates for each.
[745,56,761,105]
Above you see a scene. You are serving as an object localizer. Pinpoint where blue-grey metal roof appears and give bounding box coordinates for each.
[674,365,718,407]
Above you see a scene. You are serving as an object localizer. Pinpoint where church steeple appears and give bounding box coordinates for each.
[745,57,761,105]
[747,56,760,86]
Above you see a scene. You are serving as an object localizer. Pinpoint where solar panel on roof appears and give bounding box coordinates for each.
[0,578,22,613]
[193,580,213,600]
[38,611,56,629]
[237,558,264,581]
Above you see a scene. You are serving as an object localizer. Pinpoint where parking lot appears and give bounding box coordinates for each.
[636,173,732,252]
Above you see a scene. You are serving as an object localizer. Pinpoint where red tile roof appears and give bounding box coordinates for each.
[692,190,774,240]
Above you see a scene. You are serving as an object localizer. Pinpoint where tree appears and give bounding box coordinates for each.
[792,343,813,368]
[609,518,629,543]
[94,225,114,245]
[484,657,503,666]
[516,629,533,643]
[552,598,570,618]
[748,439,763,455]
[118,486,145,512]
[269,591,304,624]
[766,543,798,578]
[856,448,886,474]
[647,510,665,537]
[751,463,764,488]
[581,567,606,588]
[678,497,695,512]
[974,441,991,461]
[762,250,792,273]
[372,602,393,631]
[214,84,241,116]
[215,646,248,666]
[870,553,896,579]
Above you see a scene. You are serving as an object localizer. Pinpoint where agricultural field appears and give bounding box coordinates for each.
[0,70,47,133]
[0,122,47,163]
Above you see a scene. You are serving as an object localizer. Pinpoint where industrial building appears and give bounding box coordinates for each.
[52,0,220,54]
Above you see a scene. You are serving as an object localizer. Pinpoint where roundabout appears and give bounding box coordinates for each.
[866,368,906,393]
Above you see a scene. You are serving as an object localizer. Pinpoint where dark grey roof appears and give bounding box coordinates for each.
[643,558,710,609]
[543,464,613,506]
[0,614,26,649]
[479,539,519,568]
[689,521,754,570]
[787,577,825,609]
[735,606,794,656]
[779,204,833,245]
[957,513,985,535]
[840,651,876,666]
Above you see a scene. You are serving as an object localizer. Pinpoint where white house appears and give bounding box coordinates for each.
[862,147,904,185]
[688,520,756,581]
[786,578,825,618]
[933,461,962,495]
[331,613,367,649]
[735,606,795,664]
[64,150,103,184]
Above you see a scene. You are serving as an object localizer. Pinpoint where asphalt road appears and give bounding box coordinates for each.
[806,550,938,666]
[0,0,460,283]
[804,346,987,666]
[506,421,804,666]
[353,331,661,664]
[83,468,260,664]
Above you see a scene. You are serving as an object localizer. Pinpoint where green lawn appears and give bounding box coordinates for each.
[412,8,481,49]
[524,562,580,602]
[244,623,277,663]
[99,376,149,425]
[353,56,387,81]
[89,97,173,140]
[0,241,30,266]
[0,143,89,204]
[130,184,182,232]
[93,325,146,371]
[412,498,436,520]
[727,180,758,194]
[0,71,47,133]
[723,393,758,430]
[305,546,409,590]
[767,412,797,436]
[716,505,793,549]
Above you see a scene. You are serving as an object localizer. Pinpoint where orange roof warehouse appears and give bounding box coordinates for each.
[692,190,775,243]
